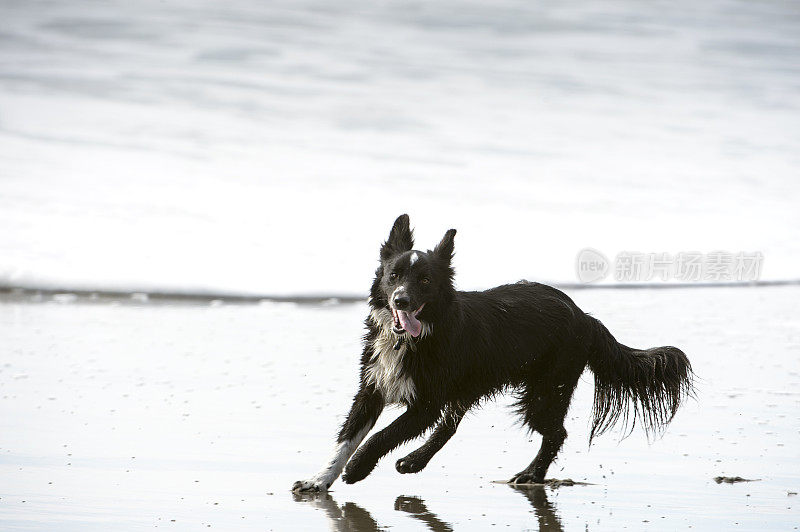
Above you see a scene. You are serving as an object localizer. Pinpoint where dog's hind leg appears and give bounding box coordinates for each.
[509,359,584,484]
[509,426,568,484]
[396,405,465,474]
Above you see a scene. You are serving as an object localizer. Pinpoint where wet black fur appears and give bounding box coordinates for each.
[333,214,694,486]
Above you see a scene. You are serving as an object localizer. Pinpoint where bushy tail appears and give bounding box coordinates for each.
[586,316,694,443]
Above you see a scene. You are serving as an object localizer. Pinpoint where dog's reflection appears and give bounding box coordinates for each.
[293,484,563,532]
[509,485,564,532]
[292,491,380,531]
[394,496,453,532]
[292,491,381,532]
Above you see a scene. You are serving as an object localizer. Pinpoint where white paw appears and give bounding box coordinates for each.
[291,478,330,492]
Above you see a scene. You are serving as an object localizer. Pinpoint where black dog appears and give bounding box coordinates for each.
[292,214,693,491]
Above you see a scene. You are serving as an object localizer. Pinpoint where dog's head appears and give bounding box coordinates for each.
[369,214,456,337]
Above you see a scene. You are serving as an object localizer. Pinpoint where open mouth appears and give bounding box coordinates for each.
[390,303,425,337]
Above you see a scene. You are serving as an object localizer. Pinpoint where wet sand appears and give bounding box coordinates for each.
[0,286,798,530]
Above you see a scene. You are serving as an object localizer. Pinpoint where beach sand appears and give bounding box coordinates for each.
[1,286,797,530]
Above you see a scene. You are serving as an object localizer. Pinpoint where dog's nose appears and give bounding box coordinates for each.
[393,294,411,310]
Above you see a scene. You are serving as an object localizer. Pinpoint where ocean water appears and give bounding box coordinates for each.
[1,0,799,296]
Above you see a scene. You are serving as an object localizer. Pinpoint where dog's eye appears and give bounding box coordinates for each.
[420,277,430,284]
[389,272,398,281]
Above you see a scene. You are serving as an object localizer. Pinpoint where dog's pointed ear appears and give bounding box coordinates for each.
[434,228,456,263]
[380,214,414,260]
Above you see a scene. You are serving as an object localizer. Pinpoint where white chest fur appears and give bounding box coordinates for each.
[365,307,431,404]
[365,339,416,404]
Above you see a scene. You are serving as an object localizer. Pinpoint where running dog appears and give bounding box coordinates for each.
[292,214,693,491]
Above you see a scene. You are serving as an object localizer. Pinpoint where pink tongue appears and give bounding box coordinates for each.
[397,310,422,337]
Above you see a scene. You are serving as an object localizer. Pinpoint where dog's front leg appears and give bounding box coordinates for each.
[342,406,440,484]
[292,385,384,492]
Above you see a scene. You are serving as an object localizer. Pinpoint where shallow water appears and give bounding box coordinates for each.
[1,286,798,530]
